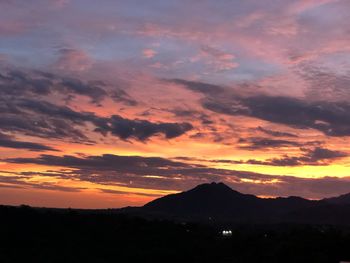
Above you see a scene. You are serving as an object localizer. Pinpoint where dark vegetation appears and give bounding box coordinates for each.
[1,205,350,263]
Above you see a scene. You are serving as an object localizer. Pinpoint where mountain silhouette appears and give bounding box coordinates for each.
[121,182,350,224]
[323,193,350,205]
[143,182,260,219]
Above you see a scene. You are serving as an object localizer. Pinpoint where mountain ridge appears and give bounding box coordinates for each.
[119,182,350,225]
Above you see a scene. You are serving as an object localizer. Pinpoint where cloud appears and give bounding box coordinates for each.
[99,115,193,141]
[244,147,348,166]
[256,126,298,138]
[52,0,70,9]
[288,0,338,14]
[1,153,255,192]
[173,79,350,137]
[18,99,94,123]
[238,137,301,150]
[4,154,195,173]
[181,145,347,167]
[142,48,157,58]
[0,132,57,151]
[0,97,192,142]
[0,68,192,142]
[3,153,350,199]
[19,99,193,141]
[54,48,93,72]
[99,188,161,197]
[230,175,350,200]
[110,89,138,106]
[59,78,107,104]
[235,96,350,137]
[0,175,83,192]
[0,22,27,36]
[194,45,238,71]
[169,79,225,95]
[298,63,350,102]
[0,68,135,105]
[0,99,91,142]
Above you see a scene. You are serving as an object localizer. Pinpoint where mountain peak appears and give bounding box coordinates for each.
[189,182,239,195]
[193,182,231,189]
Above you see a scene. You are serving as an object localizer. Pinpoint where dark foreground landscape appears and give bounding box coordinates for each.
[2,183,350,263]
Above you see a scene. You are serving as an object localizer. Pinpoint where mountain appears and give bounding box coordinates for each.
[139,182,317,222]
[323,193,350,205]
[119,182,350,225]
[143,182,260,220]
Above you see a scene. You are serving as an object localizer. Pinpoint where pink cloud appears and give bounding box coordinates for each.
[191,45,238,72]
[142,48,157,58]
[288,0,339,14]
[52,0,70,8]
[0,21,27,36]
[54,48,93,72]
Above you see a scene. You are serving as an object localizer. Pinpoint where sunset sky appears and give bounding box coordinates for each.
[1,0,350,208]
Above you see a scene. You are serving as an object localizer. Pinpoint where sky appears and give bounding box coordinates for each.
[1,0,350,208]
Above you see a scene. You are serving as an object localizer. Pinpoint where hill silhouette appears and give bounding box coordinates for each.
[121,182,350,224]
[324,193,350,205]
[144,182,260,217]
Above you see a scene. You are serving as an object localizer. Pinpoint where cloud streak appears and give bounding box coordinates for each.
[3,153,350,199]
[244,147,348,166]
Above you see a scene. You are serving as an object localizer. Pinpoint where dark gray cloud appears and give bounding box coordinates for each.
[0,68,148,143]
[25,100,193,141]
[168,108,214,125]
[103,115,193,141]
[242,96,350,137]
[110,89,138,106]
[3,153,350,199]
[0,133,57,151]
[99,188,160,197]
[4,154,196,172]
[59,78,107,104]
[18,99,95,123]
[0,97,192,142]
[0,175,83,192]
[208,95,350,137]
[193,148,346,167]
[0,68,192,143]
[238,137,301,150]
[175,146,347,167]
[0,68,136,105]
[244,147,348,166]
[170,79,225,95]
[256,126,298,138]
[0,103,91,142]
[172,79,350,137]
[0,70,53,96]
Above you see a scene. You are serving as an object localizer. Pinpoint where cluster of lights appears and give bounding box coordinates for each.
[222,230,232,236]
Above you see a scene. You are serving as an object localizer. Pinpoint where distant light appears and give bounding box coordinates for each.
[222,230,232,237]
